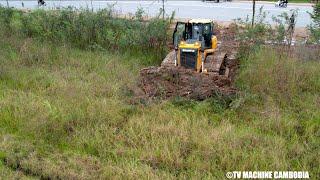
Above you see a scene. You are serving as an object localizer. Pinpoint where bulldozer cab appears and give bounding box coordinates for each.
[173,19,214,51]
[173,19,217,72]
[173,22,186,49]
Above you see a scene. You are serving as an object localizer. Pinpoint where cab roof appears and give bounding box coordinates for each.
[189,19,213,24]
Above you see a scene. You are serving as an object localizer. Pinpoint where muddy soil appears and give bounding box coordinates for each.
[138,24,240,100]
[139,65,237,100]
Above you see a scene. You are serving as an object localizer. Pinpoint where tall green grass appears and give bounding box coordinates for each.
[0,7,319,179]
[0,6,171,64]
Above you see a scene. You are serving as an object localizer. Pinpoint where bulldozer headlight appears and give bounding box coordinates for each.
[195,42,200,46]
[181,49,195,53]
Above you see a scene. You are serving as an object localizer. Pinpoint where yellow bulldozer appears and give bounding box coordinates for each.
[140,19,239,99]
[172,19,228,75]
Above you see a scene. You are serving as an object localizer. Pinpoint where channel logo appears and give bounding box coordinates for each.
[226,171,310,179]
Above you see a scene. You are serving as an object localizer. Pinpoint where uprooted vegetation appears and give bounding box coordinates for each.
[0,6,320,179]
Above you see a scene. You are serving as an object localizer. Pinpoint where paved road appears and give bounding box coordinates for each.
[0,1,313,27]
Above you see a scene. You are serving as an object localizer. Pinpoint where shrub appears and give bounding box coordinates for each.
[272,9,298,45]
[235,7,272,45]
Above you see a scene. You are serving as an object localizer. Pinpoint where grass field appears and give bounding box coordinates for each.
[0,7,320,179]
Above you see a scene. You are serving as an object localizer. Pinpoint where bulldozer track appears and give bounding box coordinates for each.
[204,51,226,74]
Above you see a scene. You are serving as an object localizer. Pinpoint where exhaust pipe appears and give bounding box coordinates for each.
[174,48,178,66]
[201,53,205,72]
[202,62,204,72]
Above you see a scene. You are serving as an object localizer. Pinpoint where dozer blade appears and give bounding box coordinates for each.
[161,51,176,67]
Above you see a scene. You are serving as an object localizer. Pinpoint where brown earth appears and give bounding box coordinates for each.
[139,65,237,100]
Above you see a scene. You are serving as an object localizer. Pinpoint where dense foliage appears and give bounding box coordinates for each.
[0,6,171,63]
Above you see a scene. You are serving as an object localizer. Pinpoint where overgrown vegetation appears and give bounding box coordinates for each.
[0,6,172,64]
[235,8,320,61]
[0,7,319,179]
[236,7,300,45]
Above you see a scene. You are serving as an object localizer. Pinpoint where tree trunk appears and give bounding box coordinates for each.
[252,0,256,27]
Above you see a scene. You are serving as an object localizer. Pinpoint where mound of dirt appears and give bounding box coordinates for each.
[139,65,237,100]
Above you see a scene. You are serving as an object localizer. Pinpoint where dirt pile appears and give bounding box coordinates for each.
[140,66,237,100]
